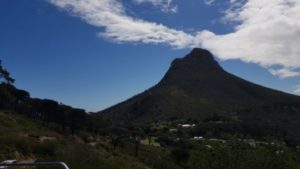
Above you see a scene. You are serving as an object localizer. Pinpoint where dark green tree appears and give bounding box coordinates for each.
[67,108,87,135]
[142,125,153,145]
[0,60,15,84]
[171,148,190,164]
[105,127,128,151]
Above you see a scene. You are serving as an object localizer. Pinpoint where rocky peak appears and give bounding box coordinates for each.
[170,48,222,71]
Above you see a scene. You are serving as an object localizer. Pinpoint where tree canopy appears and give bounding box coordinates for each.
[0,60,15,84]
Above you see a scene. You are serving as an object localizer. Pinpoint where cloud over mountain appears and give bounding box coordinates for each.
[200,0,300,79]
[48,0,300,78]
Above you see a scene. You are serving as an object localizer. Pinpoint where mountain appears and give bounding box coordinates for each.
[99,48,300,145]
[2,49,300,169]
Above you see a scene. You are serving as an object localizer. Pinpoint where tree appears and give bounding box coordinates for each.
[131,127,143,156]
[13,88,30,112]
[105,127,128,151]
[0,83,29,110]
[143,125,153,145]
[0,60,15,84]
[67,108,87,135]
[86,114,112,134]
[40,99,59,122]
[171,148,190,164]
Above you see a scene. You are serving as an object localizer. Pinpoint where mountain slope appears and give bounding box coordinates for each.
[158,48,297,104]
[99,48,300,145]
[100,48,300,121]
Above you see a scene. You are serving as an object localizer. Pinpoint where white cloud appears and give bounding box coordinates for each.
[48,0,192,48]
[197,0,300,78]
[48,0,300,79]
[203,0,243,7]
[133,0,178,13]
[269,68,300,79]
[293,85,300,95]
[203,0,215,6]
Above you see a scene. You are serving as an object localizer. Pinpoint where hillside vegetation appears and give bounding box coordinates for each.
[1,110,300,169]
[0,110,179,169]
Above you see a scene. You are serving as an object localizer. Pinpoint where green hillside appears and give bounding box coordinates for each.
[1,110,300,169]
[0,110,181,169]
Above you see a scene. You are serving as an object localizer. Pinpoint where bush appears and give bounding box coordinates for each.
[0,135,30,155]
[171,148,190,163]
[33,142,57,156]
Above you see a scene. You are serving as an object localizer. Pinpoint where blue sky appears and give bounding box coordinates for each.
[1,0,300,112]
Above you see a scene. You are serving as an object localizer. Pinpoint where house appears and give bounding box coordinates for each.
[193,136,204,141]
[169,128,178,132]
[180,124,196,128]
